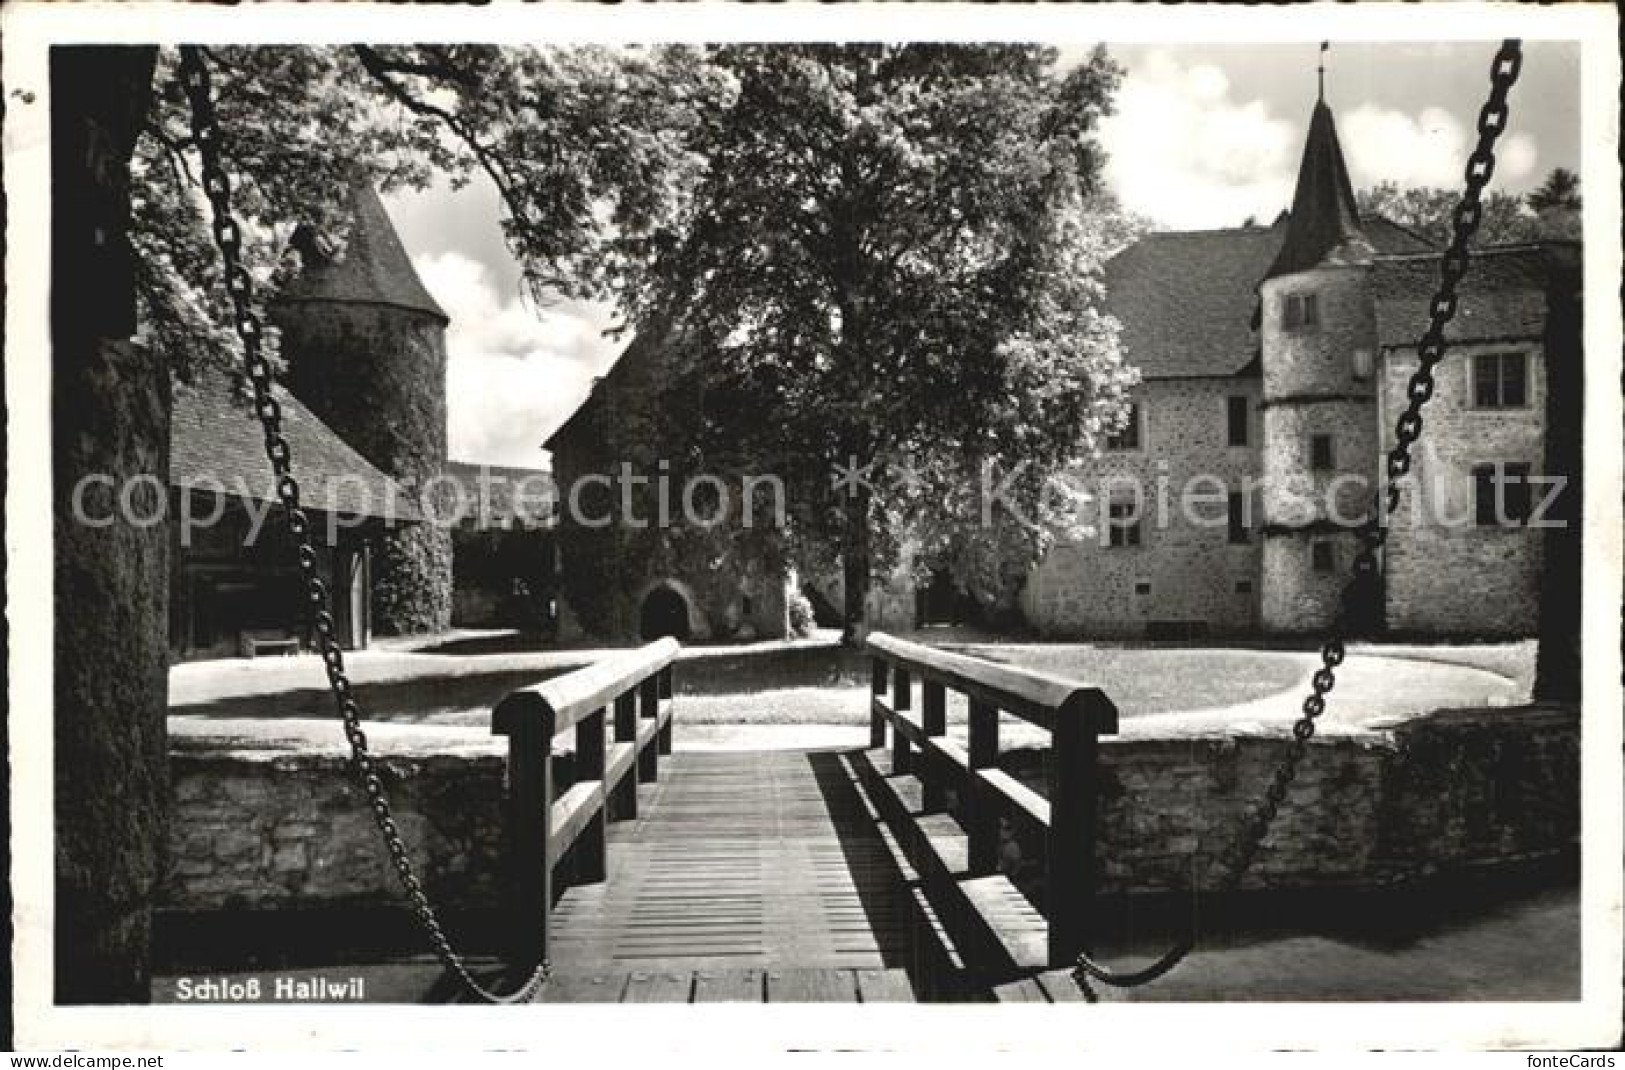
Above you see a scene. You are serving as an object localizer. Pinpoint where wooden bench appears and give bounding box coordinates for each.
[238,629,300,658]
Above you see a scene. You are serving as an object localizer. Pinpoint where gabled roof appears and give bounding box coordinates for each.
[1372,243,1561,348]
[171,365,421,522]
[1104,213,1434,380]
[1265,100,1374,280]
[277,182,448,322]
[1104,221,1287,378]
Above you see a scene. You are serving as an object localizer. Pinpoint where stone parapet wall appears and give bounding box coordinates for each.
[165,752,506,913]
[162,705,1576,914]
[999,704,1577,896]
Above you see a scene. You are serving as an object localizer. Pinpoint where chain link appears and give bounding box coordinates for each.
[1075,39,1524,990]
[177,46,550,1004]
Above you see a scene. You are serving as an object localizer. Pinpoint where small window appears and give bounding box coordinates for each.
[1226,396,1250,447]
[1133,580,1152,596]
[1106,403,1142,451]
[1234,579,1254,595]
[1107,500,1143,548]
[1227,491,1249,544]
[1351,348,1373,381]
[1311,541,1336,573]
[1473,352,1528,409]
[1474,462,1533,527]
[1310,434,1335,471]
[1281,292,1320,332]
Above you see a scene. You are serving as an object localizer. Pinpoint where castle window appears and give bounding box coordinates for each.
[1226,396,1250,447]
[1474,462,1533,526]
[1351,348,1374,381]
[1310,433,1335,471]
[1134,580,1152,596]
[1107,500,1143,548]
[1227,491,1249,544]
[1311,540,1336,573]
[1282,292,1319,331]
[1106,403,1142,451]
[1473,352,1528,409]
[1234,579,1254,595]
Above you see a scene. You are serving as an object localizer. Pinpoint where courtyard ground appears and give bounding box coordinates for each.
[168,633,1534,753]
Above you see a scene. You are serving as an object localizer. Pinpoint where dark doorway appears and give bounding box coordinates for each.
[640,585,692,641]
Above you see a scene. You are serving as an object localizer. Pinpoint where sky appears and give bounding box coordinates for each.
[383,41,1581,470]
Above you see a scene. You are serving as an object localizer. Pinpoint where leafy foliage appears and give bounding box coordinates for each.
[604,45,1137,631]
[1356,167,1583,249]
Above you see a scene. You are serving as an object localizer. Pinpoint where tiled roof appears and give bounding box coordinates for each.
[1265,100,1372,280]
[1104,215,1434,380]
[443,461,556,529]
[1373,244,1554,348]
[277,182,447,322]
[171,365,420,522]
[1104,222,1284,378]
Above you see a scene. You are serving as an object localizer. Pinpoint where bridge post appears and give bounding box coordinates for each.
[966,700,999,875]
[575,707,608,883]
[637,677,660,783]
[891,666,913,774]
[1047,692,1116,967]
[921,680,947,810]
[869,659,888,749]
[611,691,639,820]
[500,706,554,970]
[657,666,675,755]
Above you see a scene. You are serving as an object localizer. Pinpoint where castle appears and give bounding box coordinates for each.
[167,183,554,660]
[1023,97,1578,639]
[551,94,1579,643]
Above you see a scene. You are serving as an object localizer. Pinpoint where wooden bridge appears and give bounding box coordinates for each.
[488,633,1118,1003]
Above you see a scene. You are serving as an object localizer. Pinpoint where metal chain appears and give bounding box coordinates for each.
[1075,39,1524,990]
[177,46,550,1004]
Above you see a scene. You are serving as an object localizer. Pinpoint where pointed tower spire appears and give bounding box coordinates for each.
[279,180,448,322]
[1318,41,1328,102]
[1263,96,1373,281]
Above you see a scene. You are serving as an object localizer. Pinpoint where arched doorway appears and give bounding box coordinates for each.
[640,584,692,641]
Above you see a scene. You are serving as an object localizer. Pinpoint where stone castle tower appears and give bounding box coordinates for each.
[272,182,453,634]
[1258,98,1382,633]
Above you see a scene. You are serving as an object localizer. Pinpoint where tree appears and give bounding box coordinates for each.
[605,45,1136,643]
[1527,166,1581,212]
[1356,180,1535,247]
[54,42,717,1002]
[1356,171,1583,248]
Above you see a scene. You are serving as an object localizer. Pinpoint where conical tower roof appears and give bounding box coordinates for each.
[279,181,448,322]
[1264,100,1374,281]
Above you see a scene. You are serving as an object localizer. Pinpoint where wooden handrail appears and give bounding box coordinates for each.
[864,631,1118,969]
[865,632,1117,733]
[493,636,679,736]
[491,638,678,969]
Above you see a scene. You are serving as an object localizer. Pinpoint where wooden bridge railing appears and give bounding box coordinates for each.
[492,637,679,966]
[865,632,1118,969]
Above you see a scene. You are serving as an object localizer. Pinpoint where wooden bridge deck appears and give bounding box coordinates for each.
[540,747,919,1002]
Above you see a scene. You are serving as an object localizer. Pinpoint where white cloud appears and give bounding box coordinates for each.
[1099,50,1297,230]
[1341,105,1469,189]
[414,250,620,468]
[1499,132,1539,182]
[1342,105,1539,190]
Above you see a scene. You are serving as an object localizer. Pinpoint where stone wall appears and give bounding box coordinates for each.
[165,752,506,913]
[1258,263,1381,634]
[1021,376,1263,636]
[1379,342,1547,636]
[162,705,1575,915]
[274,302,453,635]
[996,704,1577,897]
